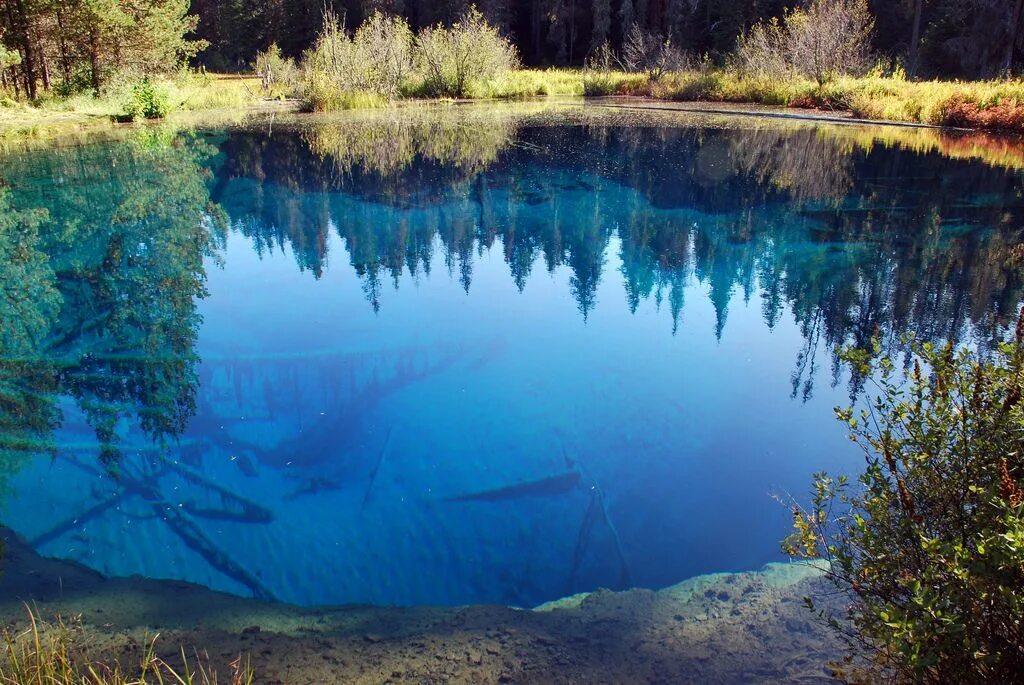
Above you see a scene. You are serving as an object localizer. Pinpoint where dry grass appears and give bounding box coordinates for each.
[4,68,1024,137]
[585,69,1024,132]
[0,608,253,685]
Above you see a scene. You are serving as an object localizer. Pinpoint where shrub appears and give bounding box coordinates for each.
[585,40,618,72]
[355,11,415,98]
[734,17,789,79]
[785,318,1024,683]
[416,7,519,98]
[735,0,874,85]
[254,43,299,96]
[620,24,689,81]
[299,10,413,107]
[938,94,1024,131]
[122,79,172,120]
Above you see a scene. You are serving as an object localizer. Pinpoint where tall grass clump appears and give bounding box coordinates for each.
[0,608,254,685]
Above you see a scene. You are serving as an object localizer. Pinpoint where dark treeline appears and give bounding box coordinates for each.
[2,1,1022,100]
[191,0,1024,77]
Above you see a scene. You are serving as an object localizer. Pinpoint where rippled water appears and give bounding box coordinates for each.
[2,104,1023,607]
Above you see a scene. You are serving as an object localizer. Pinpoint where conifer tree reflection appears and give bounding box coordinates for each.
[0,130,221,467]
[213,112,1024,397]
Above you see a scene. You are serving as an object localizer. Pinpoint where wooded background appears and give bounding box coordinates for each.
[1,0,1022,100]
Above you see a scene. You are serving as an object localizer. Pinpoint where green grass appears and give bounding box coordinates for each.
[5,68,1024,135]
[0,73,267,139]
[465,69,585,98]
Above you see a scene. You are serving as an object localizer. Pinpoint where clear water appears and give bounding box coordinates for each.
[2,105,1023,607]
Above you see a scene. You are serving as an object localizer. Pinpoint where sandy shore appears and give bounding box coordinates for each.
[0,526,842,683]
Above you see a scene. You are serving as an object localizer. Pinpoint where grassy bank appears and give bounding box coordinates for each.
[4,69,1024,138]
[583,70,1024,132]
[0,73,266,139]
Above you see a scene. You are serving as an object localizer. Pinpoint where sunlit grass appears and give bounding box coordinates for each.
[0,74,266,139]
[0,607,254,685]
[587,69,1024,131]
[4,68,1024,135]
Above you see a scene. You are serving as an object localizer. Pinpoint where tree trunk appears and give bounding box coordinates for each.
[55,6,73,85]
[89,27,101,94]
[10,0,37,98]
[1004,0,1024,75]
[908,0,924,79]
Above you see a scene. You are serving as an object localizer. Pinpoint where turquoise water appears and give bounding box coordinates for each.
[2,106,1023,607]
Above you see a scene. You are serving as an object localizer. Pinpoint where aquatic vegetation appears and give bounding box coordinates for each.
[0,608,253,685]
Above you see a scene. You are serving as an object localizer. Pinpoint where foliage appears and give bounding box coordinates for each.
[785,322,1024,682]
[620,24,689,81]
[302,10,414,100]
[0,0,207,99]
[0,129,219,464]
[735,0,874,85]
[415,7,519,98]
[122,79,172,120]
[253,44,299,97]
[0,608,253,684]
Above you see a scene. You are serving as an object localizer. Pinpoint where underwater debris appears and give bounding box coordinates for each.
[283,475,344,501]
[444,471,582,502]
[560,440,633,593]
[232,452,258,477]
[567,486,633,593]
[32,455,276,601]
[361,425,395,510]
[201,345,465,470]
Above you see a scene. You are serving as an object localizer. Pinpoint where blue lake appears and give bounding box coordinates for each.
[2,104,1023,608]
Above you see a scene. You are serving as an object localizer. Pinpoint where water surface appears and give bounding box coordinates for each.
[2,104,1023,607]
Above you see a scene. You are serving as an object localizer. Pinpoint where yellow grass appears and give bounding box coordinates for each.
[4,69,1024,137]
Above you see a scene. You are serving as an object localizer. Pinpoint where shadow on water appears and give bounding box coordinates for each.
[1,104,1024,606]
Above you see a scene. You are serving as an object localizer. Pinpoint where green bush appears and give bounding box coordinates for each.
[786,319,1024,682]
[415,7,519,98]
[122,79,172,120]
[254,43,300,97]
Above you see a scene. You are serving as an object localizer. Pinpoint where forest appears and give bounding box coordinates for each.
[1,0,1023,101]
[188,0,1024,78]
